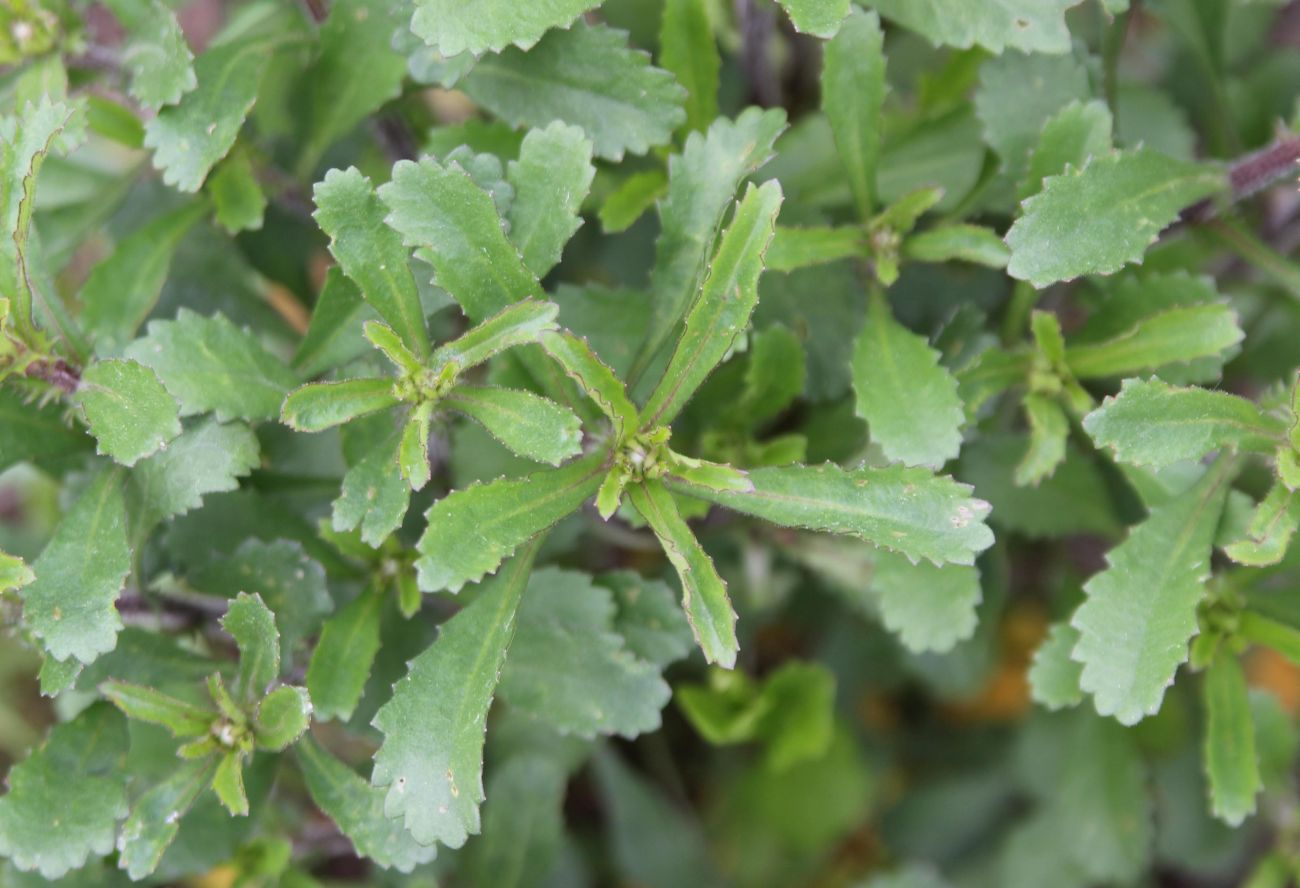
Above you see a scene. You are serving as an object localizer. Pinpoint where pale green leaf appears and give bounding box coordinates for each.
[0,549,34,593]
[221,591,280,705]
[127,417,260,532]
[600,571,695,668]
[766,225,864,272]
[1064,304,1243,379]
[822,8,885,218]
[211,750,248,817]
[365,320,423,375]
[974,51,1091,182]
[0,705,129,880]
[500,568,671,738]
[628,479,738,668]
[118,758,216,880]
[294,269,377,378]
[100,681,213,736]
[778,0,851,37]
[466,755,566,888]
[1072,465,1230,724]
[902,224,1011,269]
[208,147,265,234]
[462,23,686,162]
[297,737,438,872]
[101,0,197,109]
[871,551,981,653]
[446,386,583,466]
[1083,378,1283,468]
[125,309,299,422]
[77,359,181,466]
[1028,621,1085,709]
[0,389,92,474]
[78,201,207,354]
[864,865,952,888]
[306,589,383,723]
[332,426,409,547]
[1224,484,1300,567]
[661,0,720,131]
[599,169,668,234]
[372,542,539,847]
[408,0,599,57]
[433,299,559,371]
[281,378,399,433]
[1019,100,1114,200]
[400,401,434,491]
[641,181,784,428]
[506,123,595,278]
[851,291,965,469]
[540,330,639,439]
[1203,655,1261,826]
[1015,393,1068,486]
[1006,149,1225,287]
[865,0,1081,53]
[313,167,432,357]
[20,468,128,664]
[254,685,311,751]
[668,463,994,566]
[416,453,604,593]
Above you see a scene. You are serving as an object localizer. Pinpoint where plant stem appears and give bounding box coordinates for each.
[1202,217,1300,302]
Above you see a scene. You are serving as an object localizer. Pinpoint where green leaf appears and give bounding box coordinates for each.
[0,389,92,474]
[851,291,965,469]
[669,463,994,566]
[281,378,399,433]
[78,201,207,354]
[76,358,181,467]
[380,155,538,322]
[306,589,383,723]
[660,0,720,132]
[254,685,311,751]
[446,386,583,466]
[208,147,266,234]
[466,755,567,888]
[433,299,560,371]
[1006,149,1225,287]
[1071,463,1230,724]
[627,479,738,668]
[293,268,377,378]
[296,740,437,873]
[599,169,668,234]
[415,454,604,592]
[222,592,280,705]
[462,23,685,162]
[365,320,423,375]
[408,0,599,57]
[505,123,595,278]
[1083,378,1283,468]
[101,0,197,109]
[636,108,787,378]
[1028,621,1085,710]
[372,541,539,847]
[600,571,695,668]
[100,680,214,736]
[0,549,34,592]
[0,704,129,880]
[333,426,409,547]
[128,417,260,532]
[211,750,248,817]
[865,0,1080,54]
[118,758,216,880]
[1064,304,1243,379]
[1019,100,1114,200]
[766,225,864,272]
[143,4,301,191]
[1224,484,1300,567]
[541,330,639,439]
[20,468,129,665]
[641,181,784,428]
[1202,655,1261,826]
[1015,393,1069,486]
[125,309,299,422]
[313,167,431,357]
[871,551,981,653]
[500,568,672,738]
[400,401,434,491]
[822,8,886,218]
[902,224,1011,269]
[778,0,851,37]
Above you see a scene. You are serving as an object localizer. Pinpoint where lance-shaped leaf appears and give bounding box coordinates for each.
[333,428,409,547]
[208,147,266,234]
[416,452,605,593]
[222,592,280,705]
[0,704,129,880]
[125,309,299,422]
[870,551,981,654]
[1071,463,1230,725]
[432,299,559,371]
[851,291,965,469]
[766,226,864,272]
[1083,378,1283,468]
[293,269,378,377]
[127,417,260,534]
[1028,621,1085,710]
[902,225,1011,269]
[1,98,74,339]
[117,758,216,880]
[313,167,431,357]
[307,589,383,723]
[505,123,595,277]
[465,755,567,887]
[298,738,438,872]
[408,0,599,56]
[400,401,435,491]
[372,542,539,847]
[1006,150,1225,288]
[20,468,129,665]
[1019,100,1114,200]
[541,331,639,439]
[445,387,583,466]
[1224,484,1300,567]
[668,463,994,566]
[628,479,738,669]
[1203,655,1261,826]
[78,201,207,353]
[1064,304,1243,379]
[281,378,400,433]
[822,8,885,219]
[101,0,197,109]
[380,155,539,322]
[661,0,720,132]
[635,108,787,378]
[463,24,686,162]
[0,549,34,592]
[1015,393,1069,486]
[778,0,851,37]
[641,181,783,428]
[865,0,1079,54]
[143,4,301,191]
[100,681,214,736]
[76,359,181,467]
